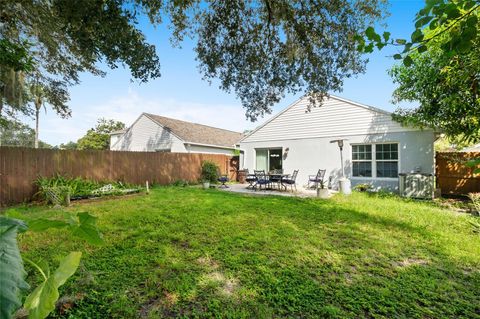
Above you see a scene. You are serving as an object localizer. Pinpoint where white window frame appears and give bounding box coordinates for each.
[351,142,400,180]
[351,144,373,178]
[255,148,283,171]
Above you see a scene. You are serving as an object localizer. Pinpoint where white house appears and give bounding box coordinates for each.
[110,113,243,155]
[239,95,438,190]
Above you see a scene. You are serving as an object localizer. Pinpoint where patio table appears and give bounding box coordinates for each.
[267,173,290,190]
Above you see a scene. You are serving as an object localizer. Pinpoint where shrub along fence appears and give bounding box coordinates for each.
[0,147,238,206]
[436,152,480,196]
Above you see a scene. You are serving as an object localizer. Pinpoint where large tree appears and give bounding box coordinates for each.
[77,118,126,150]
[358,1,479,143]
[0,120,51,148]
[1,0,387,124]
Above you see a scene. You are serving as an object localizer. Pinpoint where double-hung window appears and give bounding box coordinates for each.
[352,145,372,177]
[352,143,399,178]
[375,144,398,178]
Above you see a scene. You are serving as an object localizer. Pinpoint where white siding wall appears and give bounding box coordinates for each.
[241,131,436,191]
[109,134,121,148]
[185,144,236,155]
[242,96,417,143]
[110,115,186,152]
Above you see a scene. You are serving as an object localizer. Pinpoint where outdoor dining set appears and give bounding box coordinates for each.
[244,168,326,192]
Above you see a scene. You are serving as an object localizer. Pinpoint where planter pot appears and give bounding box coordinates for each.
[317,188,330,199]
[339,178,351,195]
[203,182,210,189]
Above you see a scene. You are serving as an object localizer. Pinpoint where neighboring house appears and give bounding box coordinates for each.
[239,95,438,190]
[110,113,243,155]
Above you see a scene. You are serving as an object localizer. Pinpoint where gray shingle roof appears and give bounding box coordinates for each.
[144,113,243,148]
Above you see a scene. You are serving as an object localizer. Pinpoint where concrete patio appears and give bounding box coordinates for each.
[218,183,335,198]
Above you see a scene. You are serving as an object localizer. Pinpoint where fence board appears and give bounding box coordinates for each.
[0,147,237,206]
[435,152,480,195]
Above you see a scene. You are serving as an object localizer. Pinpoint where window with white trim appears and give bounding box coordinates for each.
[351,143,399,178]
[352,145,372,177]
[375,143,398,178]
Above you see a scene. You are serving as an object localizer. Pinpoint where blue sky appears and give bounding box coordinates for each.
[28,0,425,145]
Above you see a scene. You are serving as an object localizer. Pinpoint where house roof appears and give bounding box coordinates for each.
[109,129,126,135]
[239,94,424,143]
[144,113,243,148]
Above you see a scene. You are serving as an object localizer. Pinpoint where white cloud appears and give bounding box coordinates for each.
[35,89,259,145]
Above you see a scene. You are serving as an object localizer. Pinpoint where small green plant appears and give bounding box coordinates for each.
[353,183,372,192]
[172,179,189,187]
[200,161,219,183]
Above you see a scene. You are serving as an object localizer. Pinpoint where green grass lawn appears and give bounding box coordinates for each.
[6,187,480,318]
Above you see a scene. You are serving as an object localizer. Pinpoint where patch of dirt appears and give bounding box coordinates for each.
[395,258,429,268]
[197,256,240,297]
[138,291,179,318]
[197,256,219,269]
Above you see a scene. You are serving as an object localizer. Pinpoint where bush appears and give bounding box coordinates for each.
[353,183,372,192]
[201,161,219,183]
[35,174,140,201]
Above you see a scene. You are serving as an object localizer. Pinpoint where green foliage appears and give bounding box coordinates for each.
[29,212,104,246]
[353,183,373,192]
[3,0,388,122]
[171,179,190,187]
[0,120,52,148]
[434,135,476,151]
[1,0,161,123]
[201,161,219,183]
[24,252,82,319]
[466,158,480,174]
[359,1,480,63]
[77,118,125,150]
[0,217,29,319]
[58,141,78,150]
[35,174,137,200]
[0,39,34,72]
[14,188,480,318]
[358,2,480,143]
[0,211,103,319]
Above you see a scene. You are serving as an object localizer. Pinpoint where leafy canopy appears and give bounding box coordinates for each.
[77,118,126,150]
[0,120,52,148]
[1,0,387,123]
[389,9,479,142]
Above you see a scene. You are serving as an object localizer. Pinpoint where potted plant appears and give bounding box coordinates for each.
[200,160,219,189]
[316,180,329,198]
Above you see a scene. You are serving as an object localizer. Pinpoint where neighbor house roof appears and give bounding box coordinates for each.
[109,129,126,135]
[144,113,243,148]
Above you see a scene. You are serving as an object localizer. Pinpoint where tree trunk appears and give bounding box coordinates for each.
[34,102,40,148]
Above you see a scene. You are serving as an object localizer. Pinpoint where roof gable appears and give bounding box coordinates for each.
[241,95,422,143]
[144,113,243,147]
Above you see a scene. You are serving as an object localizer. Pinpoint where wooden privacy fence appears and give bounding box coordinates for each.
[436,152,480,196]
[0,147,238,206]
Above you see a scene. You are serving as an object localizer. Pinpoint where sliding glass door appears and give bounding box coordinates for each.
[255,148,282,171]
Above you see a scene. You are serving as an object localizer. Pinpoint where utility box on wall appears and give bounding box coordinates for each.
[399,173,435,199]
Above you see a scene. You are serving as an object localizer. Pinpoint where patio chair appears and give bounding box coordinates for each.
[245,169,257,189]
[253,170,270,191]
[217,169,229,188]
[308,169,326,189]
[281,170,299,192]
